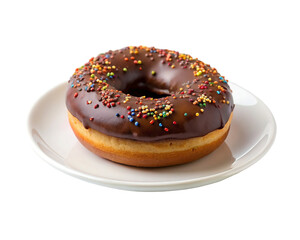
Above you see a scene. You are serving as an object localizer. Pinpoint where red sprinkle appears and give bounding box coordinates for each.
[74,92,78,98]
[164,127,169,132]
[150,120,154,124]
[94,104,99,109]
[89,117,94,121]
[120,115,124,119]
[173,121,177,125]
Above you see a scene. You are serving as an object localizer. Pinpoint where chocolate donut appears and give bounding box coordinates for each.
[66,46,234,167]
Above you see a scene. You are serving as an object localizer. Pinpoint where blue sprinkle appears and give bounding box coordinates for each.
[131,109,135,112]
[135,122,139,126]
[217,91,221,94]
[223,80,227,83]
[116,113,120,117]
[85,86,88,91]
[90,84,94,88]
[79,75,83,78]
[127,115,131,119]
[159,123,163,127]
[105,54,110,58]
[131,112,135,116]
[71,84,74,88]
[219,76,223,80]
[129,118,134,122]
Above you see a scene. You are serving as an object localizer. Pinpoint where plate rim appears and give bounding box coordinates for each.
[27,82,277,191]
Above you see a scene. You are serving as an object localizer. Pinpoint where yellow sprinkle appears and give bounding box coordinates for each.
[195,112,199,116]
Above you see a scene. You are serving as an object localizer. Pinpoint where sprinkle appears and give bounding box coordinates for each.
[184,113,188,116]
[94,104,99,109]
[159,123,163,127]
[149,120,154,124]
[116,113,120,117]
[89,117,94,121]
[74,92,78,98]
[123,68,127,72]
[195,112,199,116]
[164,127,169,132]
[151,71,156,76]
[120,115,124,119]
[173,121,177,125]
[135,121,139,126]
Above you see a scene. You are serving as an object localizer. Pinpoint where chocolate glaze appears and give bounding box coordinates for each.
[66,46,234,142]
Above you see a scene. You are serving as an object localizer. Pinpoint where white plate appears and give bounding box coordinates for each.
[28,82,276,191]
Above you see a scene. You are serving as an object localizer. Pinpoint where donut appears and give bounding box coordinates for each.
[66,46,234,167]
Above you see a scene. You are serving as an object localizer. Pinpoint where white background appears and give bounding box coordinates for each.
[1,0,299,239]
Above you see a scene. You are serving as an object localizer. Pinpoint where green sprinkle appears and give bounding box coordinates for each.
[184,113,188,116]
[123,68,127,72]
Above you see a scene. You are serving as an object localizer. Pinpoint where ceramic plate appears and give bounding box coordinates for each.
[28,82,276,191]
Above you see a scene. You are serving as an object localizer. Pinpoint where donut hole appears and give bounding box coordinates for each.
[122,81,171,98]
